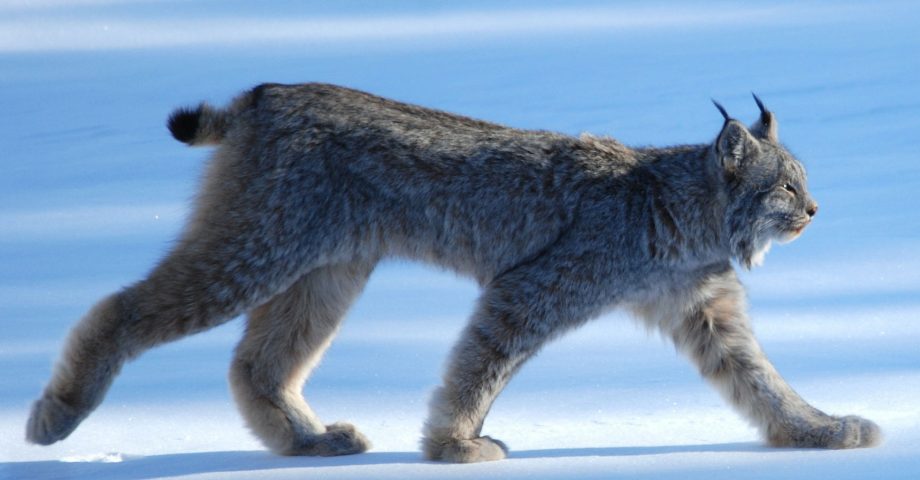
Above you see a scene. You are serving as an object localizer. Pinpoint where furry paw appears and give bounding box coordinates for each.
[770,415,882,449]
[25,394,85,445]
[286,422,371,456]
[423,435,509,463]
[826,415,882,449]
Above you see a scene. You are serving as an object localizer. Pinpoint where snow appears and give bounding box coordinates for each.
[2,1,919,479]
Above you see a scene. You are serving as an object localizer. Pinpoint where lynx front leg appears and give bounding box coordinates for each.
[229,261,375,456]
[421,313,525,463]
[664,269,880,449]
[423,252,601,463]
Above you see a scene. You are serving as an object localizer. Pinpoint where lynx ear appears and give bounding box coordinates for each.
[750,92,778,142]
[715,119,759,176]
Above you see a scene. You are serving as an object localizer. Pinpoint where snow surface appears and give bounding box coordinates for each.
[2,1,919,479]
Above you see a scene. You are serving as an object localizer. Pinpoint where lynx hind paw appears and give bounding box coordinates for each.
[423,436,509,463]
[286,422,371,457]
[25,394,85,445]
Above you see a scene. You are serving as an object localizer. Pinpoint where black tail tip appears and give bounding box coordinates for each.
[167,106,200,144]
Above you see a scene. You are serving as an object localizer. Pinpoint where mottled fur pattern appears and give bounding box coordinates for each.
[26,83,879,461]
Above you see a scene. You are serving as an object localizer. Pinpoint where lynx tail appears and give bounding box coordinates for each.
[167,103,230,146]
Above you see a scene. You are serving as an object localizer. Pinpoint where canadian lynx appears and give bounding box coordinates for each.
[26,83,879,462]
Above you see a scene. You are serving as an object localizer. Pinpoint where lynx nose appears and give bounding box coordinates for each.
[806,203,818,218]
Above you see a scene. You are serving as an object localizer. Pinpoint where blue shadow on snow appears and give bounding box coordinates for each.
[4,442,770,479]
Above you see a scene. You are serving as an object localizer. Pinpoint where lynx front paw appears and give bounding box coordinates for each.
[770,415,882,449]
[423,435,508,463]
[285,422,371,456]
[25,394,85,445]
[826,415,882,449]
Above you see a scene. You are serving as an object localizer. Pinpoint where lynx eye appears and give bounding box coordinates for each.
[781,183,797,196]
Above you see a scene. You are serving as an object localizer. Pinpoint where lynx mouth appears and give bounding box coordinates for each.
[779,225,807,244]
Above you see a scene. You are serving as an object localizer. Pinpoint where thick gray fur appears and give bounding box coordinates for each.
[26,83,879,461]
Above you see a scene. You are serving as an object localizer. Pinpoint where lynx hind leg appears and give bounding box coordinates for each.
[25,239,299,446]
[25,263,256,446]
[230,261,376,456]
[27,195,322,445]
[659,269,880,449]
[26,293,130,445]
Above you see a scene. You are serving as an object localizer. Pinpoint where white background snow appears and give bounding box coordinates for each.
[2,1,919,479]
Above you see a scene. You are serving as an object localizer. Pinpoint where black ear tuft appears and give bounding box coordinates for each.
[752,92,767,115]
[711,99,731,124]
[167,106,201,144]
[749,92,778,142]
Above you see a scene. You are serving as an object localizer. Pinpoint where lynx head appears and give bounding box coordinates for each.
[710,94,818,269]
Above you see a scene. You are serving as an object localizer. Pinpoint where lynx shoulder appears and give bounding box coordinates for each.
[27,83,878,462]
